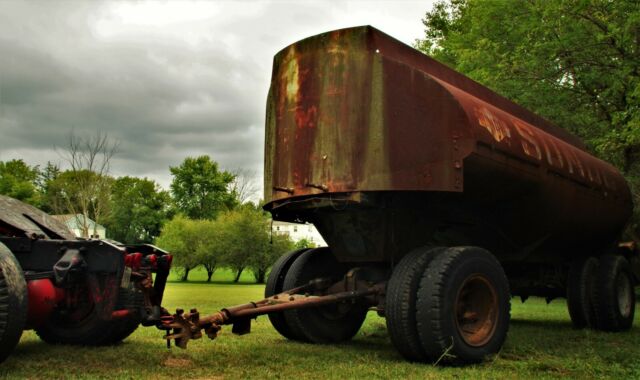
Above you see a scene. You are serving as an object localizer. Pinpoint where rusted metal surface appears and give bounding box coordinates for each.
[162,282,382,348]
[454,274,498,347]
[263,26,632,264]
[0,195,75,240]
[264,25,628,200]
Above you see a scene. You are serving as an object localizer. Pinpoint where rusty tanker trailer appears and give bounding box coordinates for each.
[258,26,638,363]
[157,26,640,364]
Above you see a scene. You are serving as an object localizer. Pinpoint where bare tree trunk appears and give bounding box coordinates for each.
[255,268,266,284]
[203,263,215,282]
[181,267,191,282]
[234,267,244,283]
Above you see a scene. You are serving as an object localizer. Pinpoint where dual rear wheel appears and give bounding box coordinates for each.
[567,255,635,332]
[386,246,510,364]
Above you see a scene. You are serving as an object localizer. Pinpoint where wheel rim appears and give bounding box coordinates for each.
[454,274,499,347]
[616,272,633,318]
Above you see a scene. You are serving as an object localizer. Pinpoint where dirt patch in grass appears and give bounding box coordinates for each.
[163,357,193,368]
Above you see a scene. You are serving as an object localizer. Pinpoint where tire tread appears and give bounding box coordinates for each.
[0,243,28,363]
[593,255,635,332]
[385,246,446,361]
[566,257,598,328]
[264,248,309,341]
[416,246,510,364]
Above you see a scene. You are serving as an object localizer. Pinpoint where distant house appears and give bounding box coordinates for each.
[272,221,326,246]
[52,214,106,239]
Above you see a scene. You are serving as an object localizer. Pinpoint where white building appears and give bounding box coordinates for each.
[272,221,326,246]
[52,214,107,239]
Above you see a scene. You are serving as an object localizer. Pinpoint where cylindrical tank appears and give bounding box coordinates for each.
[263,26,632,265]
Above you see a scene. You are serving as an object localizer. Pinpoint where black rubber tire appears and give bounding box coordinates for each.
[416,246,511,364]
[385,246,446,361]
[0,242,28,363]
[101,286,144,344]
[36,281,143,346]
[264,248,310,341]
[282,247,368,343]
[566,257,598,329]
[593,255,635,332]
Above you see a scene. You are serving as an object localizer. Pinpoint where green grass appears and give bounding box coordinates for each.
[2,281,640,379]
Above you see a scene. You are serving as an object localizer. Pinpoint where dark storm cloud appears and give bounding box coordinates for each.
[0,1,429,194]
[0,2,266,184]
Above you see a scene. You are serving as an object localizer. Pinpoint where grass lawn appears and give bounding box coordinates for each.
[2,270,640,379]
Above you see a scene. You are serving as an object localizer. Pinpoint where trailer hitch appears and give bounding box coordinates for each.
[160,281,382,349]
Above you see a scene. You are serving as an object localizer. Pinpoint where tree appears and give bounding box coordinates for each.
[193,219,220,282]
[52,131,118,237]
[37,162,61,213]
[230,168,260,204]
[46,170,113,237]
[0,159,40,206]
[416,0,640,234]
[294,238,316,250]
[217,208,268,283]
[214,207,295,284]
[256,233,295,283]
[170,156,237,220]
[155,215,201,281]
[105,176,172,244]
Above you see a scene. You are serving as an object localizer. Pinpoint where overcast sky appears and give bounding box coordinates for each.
[0,0,434,197]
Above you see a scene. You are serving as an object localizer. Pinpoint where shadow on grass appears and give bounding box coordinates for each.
[320,314,640,367]
[510,318,573,329]
[511,317,640,334]
[10,340,47,357]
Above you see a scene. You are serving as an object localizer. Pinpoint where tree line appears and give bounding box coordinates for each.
[154,210,311,283]
[0,133,305,282]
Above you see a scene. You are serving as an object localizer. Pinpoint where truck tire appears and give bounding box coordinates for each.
[282,247,368,343]
[0,242,27,363]
[593,255,635,332]
[385,246,446,361]
[566,257,598,328]
[35,283,143,346]
[101,286,144,344]
[416,246,510,364]
[264,248,310,341]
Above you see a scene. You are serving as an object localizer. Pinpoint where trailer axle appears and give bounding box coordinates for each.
[161,282,382,349]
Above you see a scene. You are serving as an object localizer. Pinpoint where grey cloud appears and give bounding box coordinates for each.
[0,0,430,193]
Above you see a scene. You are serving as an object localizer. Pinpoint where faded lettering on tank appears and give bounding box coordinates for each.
[566,149,586,178]
[586,163,594,182]
[593,167,603,185]
[472,104,602,185]
[475,106,511,143]
[512,120,542,160]
[541,138,564,169]
[295,106,317,129]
